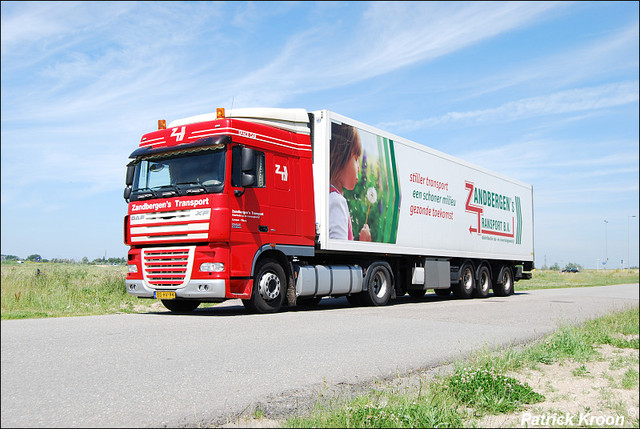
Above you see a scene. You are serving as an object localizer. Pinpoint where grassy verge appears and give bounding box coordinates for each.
[285,306,639,428]
[517,269,638,291]
[0,262,227,319]
[1,262,143,319]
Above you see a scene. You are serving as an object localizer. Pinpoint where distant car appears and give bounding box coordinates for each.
[562,267,580,273]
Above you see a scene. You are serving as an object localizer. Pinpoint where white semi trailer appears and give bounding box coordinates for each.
[124,108,534,313]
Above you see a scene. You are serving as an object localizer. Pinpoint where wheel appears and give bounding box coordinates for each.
[297,296,322,306]
[361,263,393,306]
[453,263,474,299]
[161,299,201,313]
[493,266,514,297]
[242,260,287,314]
[408,289,426,298]
[434,288,451,296]
[474,266,491,298]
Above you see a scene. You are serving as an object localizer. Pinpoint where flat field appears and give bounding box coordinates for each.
[517,268,639,291]
[1,262,638,320]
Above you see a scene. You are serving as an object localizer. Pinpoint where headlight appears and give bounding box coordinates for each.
[200,262,224,272]
[127,264,138,273]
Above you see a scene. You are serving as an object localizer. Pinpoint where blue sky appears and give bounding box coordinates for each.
[1,1,638,268]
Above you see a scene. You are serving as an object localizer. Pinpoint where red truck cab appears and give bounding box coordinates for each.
[124,108,315,312]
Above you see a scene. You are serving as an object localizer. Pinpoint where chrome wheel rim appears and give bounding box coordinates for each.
[372,270,388,299]
[503,270,513,293]
[463,268,474,293]
[258,272,280,301]
[480,271,490,293]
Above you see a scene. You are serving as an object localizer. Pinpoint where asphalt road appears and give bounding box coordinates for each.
[2,283,638,428]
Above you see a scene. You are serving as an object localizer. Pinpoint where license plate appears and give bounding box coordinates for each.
[155,291,176,300]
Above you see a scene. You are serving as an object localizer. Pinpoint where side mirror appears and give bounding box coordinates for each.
[233,146,256,196]
[241,147,255,172]
[125,164,135,186]
[242,173,256,187]
[123,187,132,201]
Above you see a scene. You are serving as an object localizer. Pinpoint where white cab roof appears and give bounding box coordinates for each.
[168,107,310,134]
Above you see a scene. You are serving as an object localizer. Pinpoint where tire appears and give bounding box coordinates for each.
[408,289,426,298]
[361,263,393,306]
[242,260,287,314]
[453,263,474,299]
[474,266,491,298]
[434,288,451,297]
[161,299,201,313]
[493,266,514,297]
[297,296,322,306]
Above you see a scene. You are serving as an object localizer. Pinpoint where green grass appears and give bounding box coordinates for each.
[1,262,151,319]
[621,368,639,390]
[518,269,638,291]
[286,306,639,428]
[442,367,544,414]
[288,388,465,428]
[0,262,225,319]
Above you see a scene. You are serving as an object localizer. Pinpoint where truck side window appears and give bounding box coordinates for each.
[232,146,265,188]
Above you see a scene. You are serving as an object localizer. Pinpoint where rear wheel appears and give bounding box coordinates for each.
[161,299,201,313]
[453,263,474,299]
[361,263,393,306]
[493,266,514,297]
[474,266,491,298]
[242,260,286,314]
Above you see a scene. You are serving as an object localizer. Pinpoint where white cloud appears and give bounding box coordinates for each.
[191,2,567,109]
[350,2,564,79]
[380,81,639,131]
[465,22,640,99]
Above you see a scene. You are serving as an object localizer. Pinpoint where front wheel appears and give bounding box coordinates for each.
[161,299,201,313]
[242,260,287,314]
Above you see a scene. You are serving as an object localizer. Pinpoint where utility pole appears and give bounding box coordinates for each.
[629,215,637,272]
[604,219,609,270]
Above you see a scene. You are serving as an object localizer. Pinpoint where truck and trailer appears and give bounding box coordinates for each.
[123,108,534,313]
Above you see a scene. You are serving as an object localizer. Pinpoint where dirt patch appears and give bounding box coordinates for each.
[132,301,165,313]
[479,343,639,428]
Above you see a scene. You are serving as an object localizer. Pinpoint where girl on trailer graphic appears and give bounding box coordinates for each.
[329,122,371,241]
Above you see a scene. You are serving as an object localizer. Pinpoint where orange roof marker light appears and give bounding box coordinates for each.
[158,119,166,130]
[216,108,225,119]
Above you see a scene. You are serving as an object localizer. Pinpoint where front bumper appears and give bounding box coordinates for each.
[126,278,226,299]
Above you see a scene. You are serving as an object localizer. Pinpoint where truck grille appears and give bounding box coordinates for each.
[129,208,210,244]
[142,247,194,288]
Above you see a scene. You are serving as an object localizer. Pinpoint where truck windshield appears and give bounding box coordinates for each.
[130,147,225,201]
